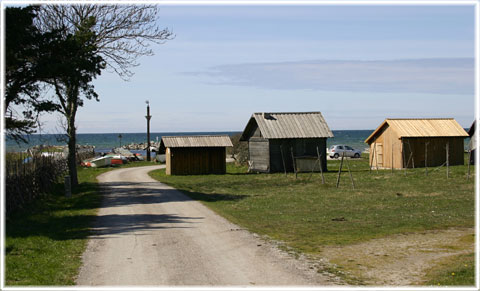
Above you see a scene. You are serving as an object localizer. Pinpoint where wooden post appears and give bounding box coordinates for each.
[291,147,297,179]
[373,141,379,173]
[317,146,325,184]
[425,142,428,176]
[391,143,394,173]
[467,150,472,180]
[344,153,355,189]
[336,151,345,188]
[369,142,375,173]
[403,141,407,176]
[446,142,449,178]
[280,145,287,176]
[407,140,414,168]
[145,101,152,162]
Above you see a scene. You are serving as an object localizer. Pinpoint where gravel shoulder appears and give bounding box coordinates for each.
[75,165,336,286]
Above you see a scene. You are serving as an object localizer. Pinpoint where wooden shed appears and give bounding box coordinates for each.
[239,112,334,173]
[365,118,468,169]
[159,135,233,175]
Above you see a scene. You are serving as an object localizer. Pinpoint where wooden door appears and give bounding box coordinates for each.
[376,143,383,167]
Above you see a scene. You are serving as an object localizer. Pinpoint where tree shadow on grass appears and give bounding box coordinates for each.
[182,190,248,203]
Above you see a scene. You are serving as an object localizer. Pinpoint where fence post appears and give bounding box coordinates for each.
[65,175,71,197]
[446,142,449,179]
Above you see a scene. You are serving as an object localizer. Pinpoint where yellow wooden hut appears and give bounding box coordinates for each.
[365,118,468,169]
[159,135,233,175]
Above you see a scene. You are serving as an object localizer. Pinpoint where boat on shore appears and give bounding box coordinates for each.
[105,154,128,165]
[83,156,112,168]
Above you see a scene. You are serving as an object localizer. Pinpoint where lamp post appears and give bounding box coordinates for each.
[118,134,123,148]
[145,100,152,161]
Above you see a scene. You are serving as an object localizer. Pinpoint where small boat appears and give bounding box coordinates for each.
[134,153,144,161]
[81,157,94,167]
[105,154,128,165]
[90,156,112,168]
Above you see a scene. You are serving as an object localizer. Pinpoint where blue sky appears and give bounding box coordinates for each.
[37,4,475,133]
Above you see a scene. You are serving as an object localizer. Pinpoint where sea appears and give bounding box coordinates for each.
[5,130,374,153]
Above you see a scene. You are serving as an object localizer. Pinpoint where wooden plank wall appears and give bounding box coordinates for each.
[249,138,270,172]
[269,138,327,172]
[369,125,403,169]
[168,147,226,175]
[403,137,464,167]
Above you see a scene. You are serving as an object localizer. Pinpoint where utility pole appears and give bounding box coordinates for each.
[145,100,152,161]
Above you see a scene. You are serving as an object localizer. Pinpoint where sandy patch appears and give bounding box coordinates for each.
[319,228,474,286]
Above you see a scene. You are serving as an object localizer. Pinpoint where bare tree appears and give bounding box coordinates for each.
[37,5,173,79]
[36,4,173,187]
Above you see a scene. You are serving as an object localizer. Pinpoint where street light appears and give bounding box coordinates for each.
[118,134,123,148]
[145,100,152,161]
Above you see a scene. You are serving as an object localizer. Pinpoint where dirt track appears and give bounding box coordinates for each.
[75,165,334,286]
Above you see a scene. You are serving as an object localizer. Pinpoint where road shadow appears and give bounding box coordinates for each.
[7,178,244,242]
[89,213,202,237]
[94,181,247,208]
[7,212,201,241]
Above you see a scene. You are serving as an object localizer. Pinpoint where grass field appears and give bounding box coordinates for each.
[149,154,475,285]
[5,160,158,286]
[425,253,475,286]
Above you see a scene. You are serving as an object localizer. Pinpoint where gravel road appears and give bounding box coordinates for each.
[76,165,333,286]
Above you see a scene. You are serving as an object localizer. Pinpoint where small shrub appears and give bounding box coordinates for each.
[229,133,248,165]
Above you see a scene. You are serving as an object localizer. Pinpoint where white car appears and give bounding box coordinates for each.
[328,145,362,159]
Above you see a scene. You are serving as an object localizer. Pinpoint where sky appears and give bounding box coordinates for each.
[22,4,478,133]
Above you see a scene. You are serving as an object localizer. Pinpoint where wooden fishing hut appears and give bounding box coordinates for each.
[365,118,468,169]
[159,135,233,175]
[239,112,333,173]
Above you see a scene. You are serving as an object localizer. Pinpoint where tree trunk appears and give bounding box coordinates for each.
[67,113,78,187]
[66,85,79,188]
[68,117,78,188]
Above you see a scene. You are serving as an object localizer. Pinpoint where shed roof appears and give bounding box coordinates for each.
[240,112,334,140]
[365,118,468,144]
[468,120,475,136]
[160,135,233,150]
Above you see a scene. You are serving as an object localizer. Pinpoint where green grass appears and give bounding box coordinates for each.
[5,160,159,286]
[424,252,475,286]
[149,155,474,253]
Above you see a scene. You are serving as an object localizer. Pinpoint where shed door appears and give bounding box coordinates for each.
[375,143,383,167]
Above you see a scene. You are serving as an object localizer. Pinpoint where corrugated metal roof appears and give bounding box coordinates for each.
[161,135,233,148]
[365,118,468,144]
[246,112,334,139]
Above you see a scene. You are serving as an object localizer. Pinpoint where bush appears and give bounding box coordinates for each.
[5,153,68,217]
[229,133,248,165]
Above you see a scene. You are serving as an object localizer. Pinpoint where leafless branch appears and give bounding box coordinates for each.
[36,4,174,80]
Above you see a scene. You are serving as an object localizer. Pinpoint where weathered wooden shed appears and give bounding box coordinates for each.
[239,112,334,173]
[365,118,468,169]
[159,135,233,175]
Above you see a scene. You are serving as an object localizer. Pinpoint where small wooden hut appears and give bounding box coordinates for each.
[239,112,333,173]
[159,135,233,175]
[365,118,468,169]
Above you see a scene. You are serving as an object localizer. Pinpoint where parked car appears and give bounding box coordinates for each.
[328,145,362,159]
